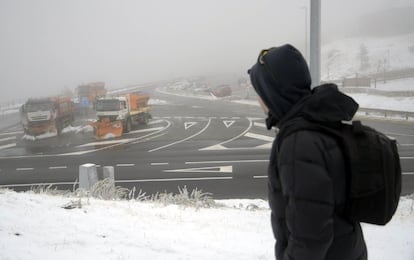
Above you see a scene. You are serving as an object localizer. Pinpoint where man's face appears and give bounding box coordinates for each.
[258,97,269,114]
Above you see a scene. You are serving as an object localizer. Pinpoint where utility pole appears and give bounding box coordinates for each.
[309,0,321,88]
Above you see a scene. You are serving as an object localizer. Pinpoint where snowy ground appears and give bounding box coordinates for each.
[0,189,413,260]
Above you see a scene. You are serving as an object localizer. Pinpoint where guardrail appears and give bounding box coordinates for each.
[358,108,414,121]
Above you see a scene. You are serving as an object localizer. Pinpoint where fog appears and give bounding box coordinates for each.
[0,0,412,103]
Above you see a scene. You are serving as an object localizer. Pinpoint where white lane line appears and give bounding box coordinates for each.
[185,159,268,164]
[244,132,274,142]
[254,173,414,177]
[0,176,233,189]
[116,164,135,167]
[254,122,267,128]
[26,120,171,157]
[149,117,212,152]
[0,131,23,136]
[0,181,76,188]
[16,168,34,171]
[164,165,233,173]
[386,132,414,137]
[131,133,166,145]
[253,176,268,179]
[199,118,253,151]
[77,138,135,148]
[0,143,16,150]
[148,119,164,124]
[123,126,165,135]
[0,136,16,142]
[115,176,233,183]
[48,166,67,170]
[400,157,414,159]
[151,162,169,166]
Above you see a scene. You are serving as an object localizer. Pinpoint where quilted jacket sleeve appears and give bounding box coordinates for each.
[277,130,335,260]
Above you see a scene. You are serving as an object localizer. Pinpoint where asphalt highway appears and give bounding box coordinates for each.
[0,87,413,199]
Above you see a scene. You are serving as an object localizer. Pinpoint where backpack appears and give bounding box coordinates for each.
[277,117,402,225]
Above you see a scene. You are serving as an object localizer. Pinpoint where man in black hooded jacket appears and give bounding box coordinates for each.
[248,44,367,260]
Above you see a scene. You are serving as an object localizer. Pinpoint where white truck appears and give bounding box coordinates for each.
[92,92,151,139]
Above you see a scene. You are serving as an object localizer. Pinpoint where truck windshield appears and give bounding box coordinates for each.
[96,100,121,111]
[25,102,53,112]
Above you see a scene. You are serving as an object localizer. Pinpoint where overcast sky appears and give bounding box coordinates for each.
[0,0,410,103]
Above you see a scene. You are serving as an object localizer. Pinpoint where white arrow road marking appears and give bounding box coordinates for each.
[223,120,235,128]
[200,118,253,151]
[149,118,212,152]
[0,143,16,150]
[184,122,197,130]
[164,165,233,173]
[200,124,274,151]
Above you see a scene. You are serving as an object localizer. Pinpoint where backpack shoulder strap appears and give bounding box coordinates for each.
[277,117,345,150]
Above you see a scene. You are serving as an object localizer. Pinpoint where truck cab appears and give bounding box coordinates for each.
[92,93,151,139]
[21,96,74,137]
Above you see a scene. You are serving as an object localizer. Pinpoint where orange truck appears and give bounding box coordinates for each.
[91,92,151,139]
[20,96,74,136]
[76,82,107,107]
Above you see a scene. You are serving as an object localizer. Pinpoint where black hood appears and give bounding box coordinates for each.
[279,84,359,126]
[249,44,311,123]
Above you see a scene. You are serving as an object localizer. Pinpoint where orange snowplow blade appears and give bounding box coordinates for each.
[91,118,123,140]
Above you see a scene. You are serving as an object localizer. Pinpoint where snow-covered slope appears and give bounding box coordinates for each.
[322,33,414,81]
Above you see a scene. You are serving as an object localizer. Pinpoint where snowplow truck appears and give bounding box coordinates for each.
[20,96,74,136]
[92,93,151,139]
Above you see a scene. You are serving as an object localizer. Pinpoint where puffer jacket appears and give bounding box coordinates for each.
[269,84,367,260]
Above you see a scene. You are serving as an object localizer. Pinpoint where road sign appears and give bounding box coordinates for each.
[81,97,90,108]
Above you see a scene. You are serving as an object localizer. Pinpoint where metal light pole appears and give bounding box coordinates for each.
[300,6,308,62]
[309,0,321,88]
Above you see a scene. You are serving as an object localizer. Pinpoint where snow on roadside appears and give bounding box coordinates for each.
[21,132,57,141]
[62,125,94,134]
[0,189,413,260]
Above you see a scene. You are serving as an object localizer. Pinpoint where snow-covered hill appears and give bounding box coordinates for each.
[322,33,414,81]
